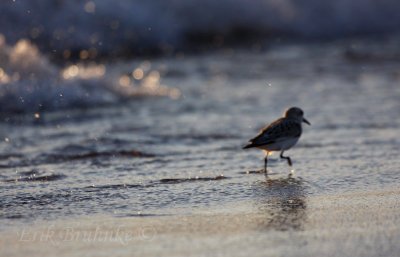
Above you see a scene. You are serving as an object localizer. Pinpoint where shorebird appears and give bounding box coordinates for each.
[242,107,310,174]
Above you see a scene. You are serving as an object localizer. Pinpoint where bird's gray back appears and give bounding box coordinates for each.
[248,118,302,147]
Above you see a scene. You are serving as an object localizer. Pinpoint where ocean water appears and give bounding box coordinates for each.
[2,0,400,54]
[1,35,400,256]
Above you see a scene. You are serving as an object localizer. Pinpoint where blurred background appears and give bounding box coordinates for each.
[2,0,400,57]
[1,0,400,114]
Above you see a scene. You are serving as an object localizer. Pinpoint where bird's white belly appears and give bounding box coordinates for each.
[257,137,299,151]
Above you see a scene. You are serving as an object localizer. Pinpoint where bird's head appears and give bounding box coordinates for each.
[284,107,311,125]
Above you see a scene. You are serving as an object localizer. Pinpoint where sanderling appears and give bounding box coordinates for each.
[242,107,310,174]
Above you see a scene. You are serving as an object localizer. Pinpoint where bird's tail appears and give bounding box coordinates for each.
[242,143,254,149]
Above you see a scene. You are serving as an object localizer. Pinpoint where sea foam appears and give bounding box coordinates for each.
[0,36,179,115]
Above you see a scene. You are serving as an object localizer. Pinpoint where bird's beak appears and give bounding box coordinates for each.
[303,118,311,125]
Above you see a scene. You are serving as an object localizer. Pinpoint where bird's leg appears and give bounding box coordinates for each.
[280,151,292,166]
[264,155,268,174]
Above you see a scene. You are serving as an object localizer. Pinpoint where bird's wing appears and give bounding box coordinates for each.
[247,118,301,147]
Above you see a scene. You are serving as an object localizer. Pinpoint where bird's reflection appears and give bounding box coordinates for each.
[252,175,306,231]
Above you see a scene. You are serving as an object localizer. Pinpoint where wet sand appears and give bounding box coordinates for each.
[2,188,399,257]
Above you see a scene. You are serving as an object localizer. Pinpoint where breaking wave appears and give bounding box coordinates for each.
[0,36,180,115]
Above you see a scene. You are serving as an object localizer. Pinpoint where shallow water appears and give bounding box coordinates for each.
[1,37,400,256]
